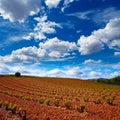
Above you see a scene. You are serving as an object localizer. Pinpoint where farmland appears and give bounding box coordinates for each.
[0,75,120,120]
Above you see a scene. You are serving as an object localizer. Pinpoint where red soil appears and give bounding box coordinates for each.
[0,75,120,120]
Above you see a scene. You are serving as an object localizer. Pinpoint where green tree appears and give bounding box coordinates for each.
[15,72,21,77]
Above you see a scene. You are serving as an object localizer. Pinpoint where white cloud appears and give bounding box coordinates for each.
[0,37,77,63]
[0,63,11,74]
[102,70,120,79]
[47,67,83,78]
[109,40,120,51]
[78,18,120,55]
[0,63,83,78]
[0,0,41,22]
[45,0,61,8]
[23,16,62,40]
[67,10,92,20]
[111,62,120,69]
[0,62,46,76]
[48,51,61,58]
[67,7,120,24]
[66,67,83,77]
[39,37,78,58]
[0,35,25,47]
[47,69,66,77]
[63,0,75,6]
[94,7,120,23]
[77,35,104,55]
[45,0,77,10]
[114,52,120,56]
[89,71,102,79]
[84,59,102,64]
[0,46,44,63]
[62,0,77,12]
[8,36,23,42]
[0,61,120,79]
[61,21,75,29]
[110,71,120,78]
[39,37,77,52]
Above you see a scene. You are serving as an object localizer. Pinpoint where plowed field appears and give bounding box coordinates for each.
[0,75,120,120]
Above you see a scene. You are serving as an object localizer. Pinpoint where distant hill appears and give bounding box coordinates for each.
[96,76,120,85]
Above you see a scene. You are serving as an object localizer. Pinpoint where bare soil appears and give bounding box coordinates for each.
[0,75,120,120]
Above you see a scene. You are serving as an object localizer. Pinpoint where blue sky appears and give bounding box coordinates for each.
[0,0,120,79]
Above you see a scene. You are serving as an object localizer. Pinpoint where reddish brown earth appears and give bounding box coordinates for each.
[0,107,20,120]
[0,75,120,120]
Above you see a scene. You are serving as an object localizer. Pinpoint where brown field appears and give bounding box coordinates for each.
[0,75,120,120]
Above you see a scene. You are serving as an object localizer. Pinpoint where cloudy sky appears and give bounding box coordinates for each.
[0,0,120,79]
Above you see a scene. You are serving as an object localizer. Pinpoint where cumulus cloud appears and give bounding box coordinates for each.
[0,62,46,76]
[45,0,61,8]
[78,18,120,55]
[47,69,66,77]
[39,37,77,60]
[0,37,77,63]
[89,71,102,78]
[45,0,77,10]
[110,62,120,69]
[0,0,41,22]
[84,59,102,64]
[46,65,120,79]
[23,16,61,40]
[0,46,44,63]
[0,63,11,74]
[110,71,120,78]
[77,35,104,55]
[109,40,120,51]
[0,61,120,79]
[114,52,120,56]
[39,37,77,58]
[0,63,84,78]
[47,67,83,78]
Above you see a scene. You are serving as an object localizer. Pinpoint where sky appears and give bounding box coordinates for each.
[0,0,120,79]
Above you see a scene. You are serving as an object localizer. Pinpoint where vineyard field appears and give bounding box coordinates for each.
[0,75,120,120]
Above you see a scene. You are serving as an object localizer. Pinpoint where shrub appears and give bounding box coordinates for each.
[83,96,89,102]
[8,103,12,110]
[5,91,12,96]
[64,100,71,109]
[11,104,17,114]
[94,98,102,104]
[18,107,23,117]
[8,103,17,114]
[4,101,9,110]
[24,97,31,101]
[44,98,51,105]
[74,96,79,101]
[101,95,106,100]
[15,94,23,99]
[75,104,86,113]
[111,95,116,100]
[106,97,114,105]
[18,108,27,120]
[0,99,3,108]
[54,99,60,107]
[15,72,21,77]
